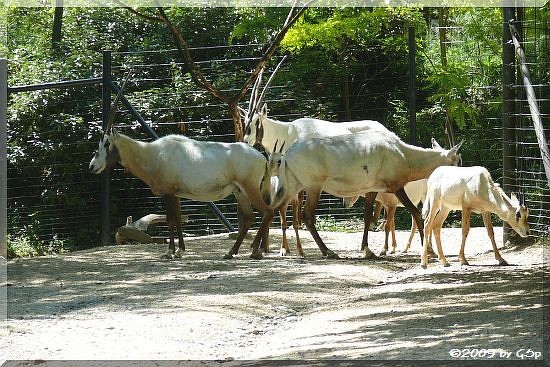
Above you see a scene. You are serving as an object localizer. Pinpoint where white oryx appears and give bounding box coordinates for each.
[265,130,463,259]
[421,165,530,268]
[89,78,274,260]
[244,103,396,257]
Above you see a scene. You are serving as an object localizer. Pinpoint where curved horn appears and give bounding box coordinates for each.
[279,140,286,153]
[245,67,265,124]
[105,70,133,133]
[253,55,288,114]
[273,139,278,153]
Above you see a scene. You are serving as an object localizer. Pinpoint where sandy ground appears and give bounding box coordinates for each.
[1,226,547,364]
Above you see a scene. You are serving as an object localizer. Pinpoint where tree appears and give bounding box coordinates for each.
[116,4,310,141]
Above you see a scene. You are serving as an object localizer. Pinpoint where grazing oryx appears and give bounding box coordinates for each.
[267,130,463,259]
[244,103,396,257]
[89,78,274,260]
[421,165,529,268]
[343,178,429,255]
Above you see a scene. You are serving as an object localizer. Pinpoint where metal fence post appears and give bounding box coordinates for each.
[408,26,417,145]
[0,59,7,259]
[101,51,112,246]
[502,7,517,245]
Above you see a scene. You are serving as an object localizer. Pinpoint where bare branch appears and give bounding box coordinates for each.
[113,0,164,23]
[156,7,231,104]
[234,3,311,103]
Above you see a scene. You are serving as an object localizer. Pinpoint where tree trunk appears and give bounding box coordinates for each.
[52,0,63,54]
[229,102,243,142]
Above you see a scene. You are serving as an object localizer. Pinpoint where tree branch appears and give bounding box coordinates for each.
[112,0,164,23]
[156,7,231,104]
[234,2,312,103]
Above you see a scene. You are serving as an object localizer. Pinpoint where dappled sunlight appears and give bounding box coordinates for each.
[5,228,545,360]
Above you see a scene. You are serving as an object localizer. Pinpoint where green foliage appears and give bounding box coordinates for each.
[420,8,503,130]
[315,215,363,232]
[7,6,544,256]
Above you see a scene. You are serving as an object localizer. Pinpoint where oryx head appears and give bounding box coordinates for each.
[431,137,463,166]
[243,103,268,148]
[509,192,530,238]
[267,139,285,175]
[89,72,131,175]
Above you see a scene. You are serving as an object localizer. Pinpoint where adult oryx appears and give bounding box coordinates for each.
[89,75,273,260]
[266,130,463,259]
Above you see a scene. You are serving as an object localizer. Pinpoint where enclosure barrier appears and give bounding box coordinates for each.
[5,8,549,255]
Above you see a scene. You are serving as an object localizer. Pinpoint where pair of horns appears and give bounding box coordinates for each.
[245,55,288,124]
[273,139,286,153]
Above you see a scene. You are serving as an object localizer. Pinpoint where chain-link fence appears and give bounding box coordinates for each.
[6,8,549,255]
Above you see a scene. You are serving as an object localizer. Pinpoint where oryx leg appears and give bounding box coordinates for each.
[405,213,435,256]
[421,200,438,268]
[432,207,451,267]
[372,201,383,231]
[302,188,339,259]
[292,193,304,258]
[361,192,378,259]
[395,188,424,254]
[224,192,255,259]
[162,195,185,259]
[250,211,275,260]
[381,204,397,256]
[242,185,275,260]
[279,202,291,256]
[482,211,508,266]
[403,215,416,253]
[459,208,471,265]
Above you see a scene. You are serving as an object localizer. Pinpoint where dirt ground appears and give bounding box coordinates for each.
[1,226,548,364]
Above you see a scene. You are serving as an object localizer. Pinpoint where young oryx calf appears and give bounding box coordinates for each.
[89,83,273,260]
[421,165,530,268]
[267,130,463,259]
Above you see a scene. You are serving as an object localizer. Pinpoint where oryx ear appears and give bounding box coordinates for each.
[261,103,268,116]
[431,138,443,150]
[510,192,520,205]
[451,140,464,152]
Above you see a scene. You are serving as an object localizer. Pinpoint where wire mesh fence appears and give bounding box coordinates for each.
[6,8,549,255]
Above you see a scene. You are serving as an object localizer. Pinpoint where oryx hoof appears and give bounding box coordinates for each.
[160,253,173,260]
[459,259,470,266]
[498,259,509,266]
[279,249,288,257]
[325,250,340,260]
[421,263,428,269]
[379,250,387,256]
[173,249,184,259]
[223,253,234,260]
[443,262,451,267]
[250,251,263,260]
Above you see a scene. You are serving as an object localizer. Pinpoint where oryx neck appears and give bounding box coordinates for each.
[489,184,515,220]
[401,143,449,181]
[112,133,153,178]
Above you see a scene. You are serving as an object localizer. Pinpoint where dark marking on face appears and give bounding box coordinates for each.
[255,118,264,146]
[105,142,120,170]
